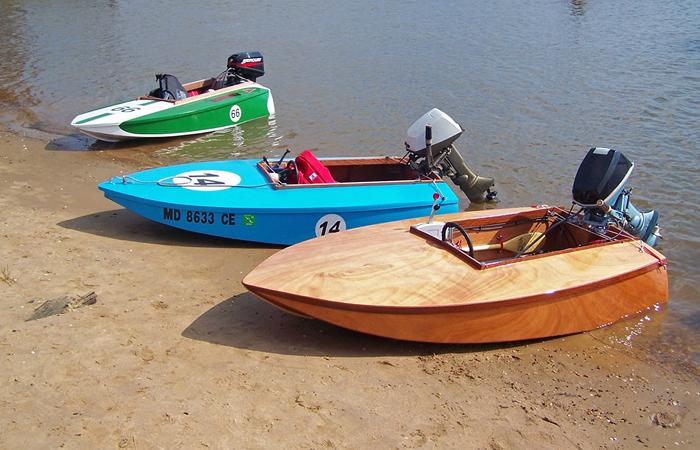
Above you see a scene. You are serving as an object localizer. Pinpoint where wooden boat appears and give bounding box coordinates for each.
[242,206,668,343]
[71,52,274,142]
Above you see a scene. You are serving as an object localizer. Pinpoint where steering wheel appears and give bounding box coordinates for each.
[162,90,175,100]
[441,222,475,258]
[278,161,298,184]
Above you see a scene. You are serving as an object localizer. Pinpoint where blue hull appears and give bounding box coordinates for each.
[99,159,459,245]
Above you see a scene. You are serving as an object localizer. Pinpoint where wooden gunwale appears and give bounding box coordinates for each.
[175,81,260,105]
[243,260,665,315]
[136,96,176,103]
[182,77,216,91]
[255,158,441,190]
[136,81,260,106]
[255,297,313,318]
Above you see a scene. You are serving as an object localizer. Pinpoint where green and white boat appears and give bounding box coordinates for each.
[71,52,274,142]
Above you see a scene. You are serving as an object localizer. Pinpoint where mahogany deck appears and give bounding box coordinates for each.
[242,207,669,343]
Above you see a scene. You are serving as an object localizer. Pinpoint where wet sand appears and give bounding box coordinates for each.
[0,129,698,449]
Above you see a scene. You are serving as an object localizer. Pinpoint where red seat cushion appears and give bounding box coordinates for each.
[294,150,336,184]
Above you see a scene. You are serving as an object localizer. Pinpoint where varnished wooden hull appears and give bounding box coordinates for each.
[248,268,667,343]
[242,207,669,343]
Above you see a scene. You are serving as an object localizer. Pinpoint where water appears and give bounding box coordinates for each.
[0,0,698,368]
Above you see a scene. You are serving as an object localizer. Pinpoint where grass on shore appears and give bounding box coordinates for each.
[1,266,16,285]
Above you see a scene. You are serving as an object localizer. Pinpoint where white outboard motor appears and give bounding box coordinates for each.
[404,108,497,203]
[572,147,660,246]
[405,109,464,154]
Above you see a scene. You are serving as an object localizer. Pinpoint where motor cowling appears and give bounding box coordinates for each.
[404,109,497,203]
[405,108,463,154]
[227,51,265,81]
[573,147,633,206]
[573,147,660,246]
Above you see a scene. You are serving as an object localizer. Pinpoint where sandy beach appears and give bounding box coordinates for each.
[0,129,698,449]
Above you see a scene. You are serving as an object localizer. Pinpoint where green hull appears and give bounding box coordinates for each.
[120,87,271,135]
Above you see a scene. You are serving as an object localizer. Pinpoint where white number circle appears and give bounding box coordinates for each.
[229,105,242,122]
[315,214,347,237]
[172,170,241,191]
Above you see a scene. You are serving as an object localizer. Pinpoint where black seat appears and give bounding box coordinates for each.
[149,74,187,100]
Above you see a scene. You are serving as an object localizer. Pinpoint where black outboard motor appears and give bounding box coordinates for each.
[215,51,265,89]
[572,147,660,246]
[227,51,265,82]
[211,51,265,89]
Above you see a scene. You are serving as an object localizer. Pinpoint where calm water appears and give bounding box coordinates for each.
[1,0,698,368]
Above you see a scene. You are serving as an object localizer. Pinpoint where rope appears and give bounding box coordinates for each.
[634,239,667,268]
[109,175,277,189]
[547,207,666,268]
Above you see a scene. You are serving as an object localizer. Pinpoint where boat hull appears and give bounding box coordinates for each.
[99,159,460,245]
[242,207,669,343]
[71,82,274,141]
[248,266,667,343]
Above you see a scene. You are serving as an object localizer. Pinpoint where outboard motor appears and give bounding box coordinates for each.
[404,108,497,203]
[214,51,266,89]
[572,147,660,246]
[227,51,265,82]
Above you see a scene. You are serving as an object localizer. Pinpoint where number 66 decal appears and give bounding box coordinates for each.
[315,214,346,237]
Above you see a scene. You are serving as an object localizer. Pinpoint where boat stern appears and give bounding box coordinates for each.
[266,89,275,115]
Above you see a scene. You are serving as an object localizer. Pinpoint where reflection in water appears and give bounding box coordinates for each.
[156,116,284,162]
[0,1,39,129]
[604,304,661,348]
[45,116,284,158]
[569,0,587,16]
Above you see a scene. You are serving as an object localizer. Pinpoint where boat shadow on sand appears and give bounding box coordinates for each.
[182,292,534,357]
[58,208,279,249]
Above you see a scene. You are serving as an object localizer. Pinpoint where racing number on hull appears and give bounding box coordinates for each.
[315,214,346,237]
[230,105,242,122]
[172,170,242,191]
[319,221,341,234]
[183,173,226,187]
[111,106,140,113]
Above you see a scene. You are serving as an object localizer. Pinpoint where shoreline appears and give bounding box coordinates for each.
[0,128,698,448]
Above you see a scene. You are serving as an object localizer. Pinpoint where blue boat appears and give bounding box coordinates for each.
[99,156,458,245]
[98,109,497,245]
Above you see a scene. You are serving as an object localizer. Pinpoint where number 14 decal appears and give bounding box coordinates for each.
[318,220,341,235]
[186,173,226,186]
[315,214,347,237]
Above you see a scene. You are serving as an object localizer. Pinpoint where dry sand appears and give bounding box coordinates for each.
[0,129,698,449]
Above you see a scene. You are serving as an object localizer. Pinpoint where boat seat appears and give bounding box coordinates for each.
[150,74,188,101]
[294,150,337,184]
